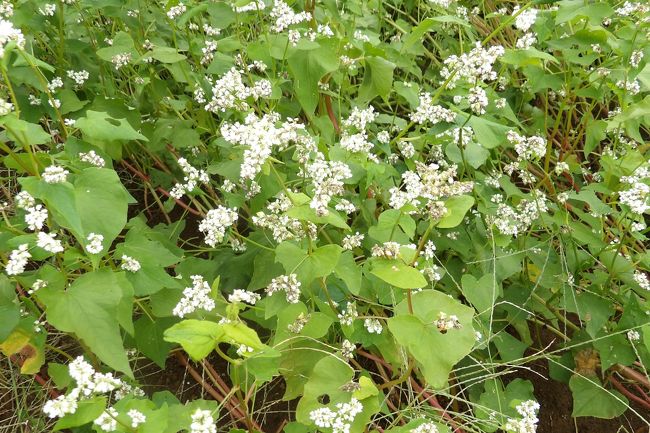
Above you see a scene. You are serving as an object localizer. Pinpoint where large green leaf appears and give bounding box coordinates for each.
[0,275,20,342]
[359,56,396,102]
[163,319,225,361]
[569,375,628,418]
[437,195,475,228]
[370,259,427,289]
[287,40,339,115]
[39,270,133,376]
[387,291,475,388]
[275,242,342,285]
[20,168,134,253]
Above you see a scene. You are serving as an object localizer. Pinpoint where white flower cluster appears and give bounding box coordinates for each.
[507,131,546,161]
[167,3,186,19]
[630,50,644,68]
[0,17,25,58]
[38,3,56,16]
[468,86,488,115]
[173,275,216,318]
[47,76,63,92]
[67,69,90,86]
[86,233,104,254]
[634,271,650,290]
[43,356,135,420]
[619,165,649,214]
[305,156,352,216]
[513,7,538,31]
[341,339,355,359]
[616,1,648,16]
[342,232,364,250]
[411,421,439,433]
[309,398,363,433]
[94,407,118,432]
[516,32,536,49]
[364,318,383,334]
[616,79,641,95]
[339,106,378,153]
[628,329,641,341]
[490,194,548,237]
[389,161,473,214]
[111,52,131,70]
[505,400,540,433]
[288,312,310,333]
[169,158,210,199]
[190,409,217,433]
[205,67,271,113]
[5,244,30,275]
[79,150,105,167]
[127,409,146,427]
[338,302,358,326]
[120,255,141,272]
[37,232,64,253]
[440,42,504,89]
[371,241,402,259]
[15,191,36,210]
[42,165,69,183]
[221,112,312,183]
[0,1,13,17]
[411,92,456,125]
[198,206,238,247]
[252,193,316,242]
[270,0,311,33]
[0,97,12,115]
[24,204,48,231]
[266,273,301,303]
[228,289,261,305]
[436,312,462,332]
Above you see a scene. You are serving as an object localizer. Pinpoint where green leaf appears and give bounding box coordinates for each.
[286,204,350,229]
[75,110,148,143]
[287,40,339,115]
[54,397,107,430]
[370,259,427,289]
[134,317,175,368]
[163,319,225,361]
[0,275,20,341]
[437,195,474,228]
[149,47,187,63]
[39,270,133,376]
[275,243,343,284]
[20,168,133,253]
[335,251,363,295]
[1,116,51,146]
[569,375,628,418]
[387,291,475,388]
[359,56,396,102]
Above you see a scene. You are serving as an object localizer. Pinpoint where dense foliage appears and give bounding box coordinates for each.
[1,0,649,432]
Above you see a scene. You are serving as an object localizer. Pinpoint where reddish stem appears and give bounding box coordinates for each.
[324,95,340,133]
[609,376,650,411]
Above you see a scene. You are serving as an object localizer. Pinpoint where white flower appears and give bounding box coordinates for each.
[169,158,210,199]
[633,271,650,290]
[377,130,390,144]
[173,275,216,318]
[0,97,12,115]
[468,86,488,115]
[630,50,644,68]
[37,232,64,253]
[505,400,540,433]
[190,408,217,433]
[371,241,402,259]
[47,76,63,92]
[167,3,186,19]
[198,206,238,247]
[79,150,105,167]
[270,0,311,33]
[411,92,456,124]
[67,69,89,86]
[127,409,146,428]
[411,422,439,433]
[507,131,546,161]
[305,156,352,216]
[627,330,641,341]
[233,0,265,13]
[28,279,48,294]
[205,68,271,113]
[342,232,364,250]
[25,204,48,231]
[435,312,462,332]
[111,52,131,70]
[85,233,104,254]
[266,274,301,304]
[516,32,536,49]
[43,393,78,419]
[310,397,363,433]
[0,18,26,58]
[338,303,358,326]
[15,191,35,209]
[120,255,141,272]
[42,165,69,183]
[513,7,538,31]
[38,3,56,16]
[94,407,118,432]
[228,289,261,305]
[92,372,121,393]
[440,42,504,89]
[5,244,30,275]
[364,318,383,334]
